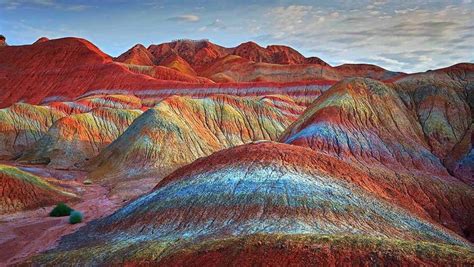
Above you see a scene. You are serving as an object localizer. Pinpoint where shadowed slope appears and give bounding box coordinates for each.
[0,164,76,214]
[86,95,304,198]
[35,142,471,265]
[281,77,474,241]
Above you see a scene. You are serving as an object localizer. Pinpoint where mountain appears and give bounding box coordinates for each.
[280,77,474,241]
[393,63,473,185]
[115,44,155,66]
[34,142,472,265]
[0,164,76,214]
[85,95,304,199]
[19,107,143,169]
[0,37,194,108]
[0,36,409,108]
[0,95,144,161]
[128,39,403,83]
[1,35,473,265]
[0,103,68,160]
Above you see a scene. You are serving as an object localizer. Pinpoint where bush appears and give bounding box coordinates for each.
[49,203,73,217]
[69,211,83,224]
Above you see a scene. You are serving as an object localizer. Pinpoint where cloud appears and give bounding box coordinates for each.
[0,0,91,11]
[167,14,200,22]
[258,2,474,72]
[199,19,226,32]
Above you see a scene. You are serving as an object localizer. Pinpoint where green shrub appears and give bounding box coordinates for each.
[49,203,73,217]
[69,210,83,224]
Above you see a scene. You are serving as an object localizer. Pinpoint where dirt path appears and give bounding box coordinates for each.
[0,163,122,266]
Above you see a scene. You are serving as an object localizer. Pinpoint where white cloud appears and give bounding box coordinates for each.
[258,3,474,72]
[167,14,200,22]
[0,0,91,11]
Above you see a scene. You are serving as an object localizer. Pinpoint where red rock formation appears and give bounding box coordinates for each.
[85,95,304,199]
[0,37,194,108]
[232,42,319,65]
[115,44,155,66]
[0,164,76,214]
[393,63,473,185]
[148,39,230,72]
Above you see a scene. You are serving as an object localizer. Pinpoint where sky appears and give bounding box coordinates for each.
[0,0,472,72]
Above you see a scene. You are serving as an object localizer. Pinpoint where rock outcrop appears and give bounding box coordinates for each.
[0,164,76,214]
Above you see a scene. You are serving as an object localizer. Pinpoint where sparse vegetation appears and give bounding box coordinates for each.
[49,203,73,217]
[69,211,83,224]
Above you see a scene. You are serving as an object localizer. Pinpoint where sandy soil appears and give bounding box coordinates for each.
[0,162,122,266]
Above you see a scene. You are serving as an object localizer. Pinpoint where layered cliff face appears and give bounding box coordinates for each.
[280,77,474,241]
[85,95,304,198]
[19,108,143,169]
[0,164,76,214]
[34,142,472,265]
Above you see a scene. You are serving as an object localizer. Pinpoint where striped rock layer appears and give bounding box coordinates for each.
[19,107,143,169]
[0,103,68,159]
[0,164,76,214]
[0,95,144,162]
[394,63,474,185]
[281,77,474,241]
[0,37,405,108]
[86,95,304,198]
[35,142,472,265]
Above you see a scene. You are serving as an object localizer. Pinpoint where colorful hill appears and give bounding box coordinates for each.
[0,103,68,160]
[0,37,191,108]
[280,77,474,241]
[85,95,304,198]
[393,63,474,184]
[280,78,445,175]
[0,37,408,108]
[0,164,76,214]
[19,107,143,169]
[0,95,144,161]
[34,142,472,265]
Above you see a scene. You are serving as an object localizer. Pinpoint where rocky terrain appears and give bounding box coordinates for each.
[0,164,76,214]
[0,36,472,265]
